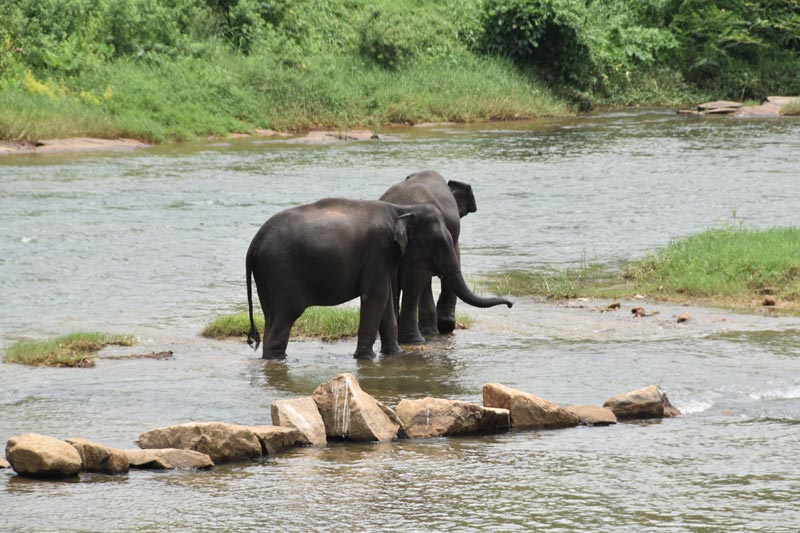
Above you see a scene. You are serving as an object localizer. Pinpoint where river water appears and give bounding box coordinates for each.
[1,111,799,532]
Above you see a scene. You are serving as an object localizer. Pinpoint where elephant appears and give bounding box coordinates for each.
[380,170,477,344]
[246,197,512,359]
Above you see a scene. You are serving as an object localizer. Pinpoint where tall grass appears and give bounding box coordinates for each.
[4,332,135,367]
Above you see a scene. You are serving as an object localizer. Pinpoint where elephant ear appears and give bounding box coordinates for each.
[448,180,477,217]
[394,213,414,256]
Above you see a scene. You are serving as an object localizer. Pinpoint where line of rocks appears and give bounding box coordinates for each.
[2,374,679,479]
[678,96,799,118]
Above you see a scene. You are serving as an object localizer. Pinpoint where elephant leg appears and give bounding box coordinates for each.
[378,296,402,355]
[437,243,460,333]
[355,281,392,358]
[417,278,439,337]
[263,309,301,359]
[398,270,426,345]
[436,279,458,333]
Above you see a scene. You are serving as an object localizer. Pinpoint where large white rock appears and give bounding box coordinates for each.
[66,437,129,474]
[395,397,510,438]
[135,422,262,463]
[482,383,580,429]
[6,433,82,478]
[270,397,327,446]
[312,373,403,442]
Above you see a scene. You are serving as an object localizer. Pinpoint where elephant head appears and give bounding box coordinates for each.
[396,204,512,310]
[447,180,477,218]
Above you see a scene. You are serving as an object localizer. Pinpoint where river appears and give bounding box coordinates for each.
[1,111,799,532]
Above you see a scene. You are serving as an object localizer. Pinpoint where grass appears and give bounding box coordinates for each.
[1,51,569,143]
[4,332,136,367]
[482,227,800,312]
[203,306,475,341]
[783,99,800,116]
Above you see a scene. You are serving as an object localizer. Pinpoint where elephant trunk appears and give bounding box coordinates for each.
[437,246,513,309]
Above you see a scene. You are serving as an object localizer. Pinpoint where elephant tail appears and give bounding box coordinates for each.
[246,251,261,351]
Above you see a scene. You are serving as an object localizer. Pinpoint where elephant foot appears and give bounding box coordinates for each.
[398,331,426,345]
[437,316,456,334]
[380,343,403,356]
[418,324,439,337]
[262,351,288,360]
[353,348,377,359]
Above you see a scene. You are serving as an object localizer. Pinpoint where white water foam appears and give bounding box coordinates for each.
[748,386,800,401]
[677,399,714,415]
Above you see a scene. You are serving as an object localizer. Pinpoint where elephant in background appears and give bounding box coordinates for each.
[380,170,477,344]
[246,197,511,359]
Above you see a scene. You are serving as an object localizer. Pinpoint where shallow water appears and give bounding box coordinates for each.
[2,111,800,532]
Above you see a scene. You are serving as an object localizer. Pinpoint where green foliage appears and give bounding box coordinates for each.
[4,332,135,367]
[482,264,613,300]
[357,5,460,69]
[667,0,800,99]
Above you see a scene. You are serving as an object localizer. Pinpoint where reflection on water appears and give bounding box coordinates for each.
[2,112,800,532]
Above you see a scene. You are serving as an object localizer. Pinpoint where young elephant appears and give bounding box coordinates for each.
[246,198,512,359]
[380,170,477,344]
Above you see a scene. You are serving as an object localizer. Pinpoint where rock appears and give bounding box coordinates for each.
[677,313,691,323]
[125,448,214,470]
[270,397,327,446]
[705,107,740,115]
[5,433,82,478]
[246,425,306,455]
[566,405,617,426]
[65,437,129,474]
[0,456,10,469]
[395,397,511,439]
[632,307,647,317]
[733,103,782,118]
[312,373,403,441]
[766,96,799,107]
[482,383,580,429]
[603,384,681,420]
[287,130,376,143]
[763,295,776,306]
[135,422,262,464]
[697,100,743,111]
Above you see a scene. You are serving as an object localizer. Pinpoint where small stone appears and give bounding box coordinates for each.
[270,397,327,446]
[135,422,262,464]
[246,425,306,455]
[677,313,691,323]
[566,405,617,426]
[607,302,621,311]
[603,384,680,420]
[0,456,10,469]
[632,307,647,317]
[125,448,214,470]
[66,437,129,474]
[482,383,579,429]
[763,295,777,306]
[395,398,510,439]
[6,433,82,478]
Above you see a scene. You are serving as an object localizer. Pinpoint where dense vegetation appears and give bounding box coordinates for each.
[484,226,800,312]
[1,0,798,141]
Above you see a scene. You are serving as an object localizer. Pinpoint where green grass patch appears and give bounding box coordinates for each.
[202,307,361,342]
[203,306,475,341]
[483,227,800,311]
[482,263,618,300]
[621,227,800,305]
[4,332,135,367]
